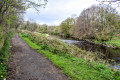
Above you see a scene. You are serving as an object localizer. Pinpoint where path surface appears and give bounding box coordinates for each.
[7,34,68,80]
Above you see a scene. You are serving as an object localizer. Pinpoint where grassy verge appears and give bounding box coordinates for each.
[19,33,120,80]
[0,33,13,80]
[104,39,120,48]
[93,38,120,48]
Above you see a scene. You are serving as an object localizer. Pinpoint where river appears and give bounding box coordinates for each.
[61,39,120,71]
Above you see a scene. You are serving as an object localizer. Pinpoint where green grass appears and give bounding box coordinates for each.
[105,39,120,47]
[0,32,13,80]
[93,38,120,48]
[19,33,120,80]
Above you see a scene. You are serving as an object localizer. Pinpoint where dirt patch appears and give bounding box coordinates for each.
[7,34,68,80]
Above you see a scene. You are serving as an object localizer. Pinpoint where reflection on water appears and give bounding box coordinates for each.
[61,39,120,70]
[61,39,80,44]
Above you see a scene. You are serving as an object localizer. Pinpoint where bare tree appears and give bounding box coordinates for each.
[97,0,120,7]
[73,4,119,40]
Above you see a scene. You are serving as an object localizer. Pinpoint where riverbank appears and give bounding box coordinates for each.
[34,33,120,64]
[48,34,120,49]
[92,38,120,48]
[50,34,120,71]
[28,32,120,64]
[19,31,120,80]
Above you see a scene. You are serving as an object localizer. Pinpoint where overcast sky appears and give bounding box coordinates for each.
[24,0,99,25]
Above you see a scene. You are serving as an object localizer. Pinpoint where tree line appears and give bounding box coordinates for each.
[19,3,120,41]
[73,4,120,41]
[0,0,47,42]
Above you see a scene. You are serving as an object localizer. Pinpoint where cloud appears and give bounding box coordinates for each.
[24,0,99,25]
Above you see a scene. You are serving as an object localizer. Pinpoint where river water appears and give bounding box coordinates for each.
[61,39,120,71]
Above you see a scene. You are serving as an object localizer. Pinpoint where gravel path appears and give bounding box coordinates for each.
[7,34,68,80]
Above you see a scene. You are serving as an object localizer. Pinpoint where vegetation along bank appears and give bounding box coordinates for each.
[19,31,120,80]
